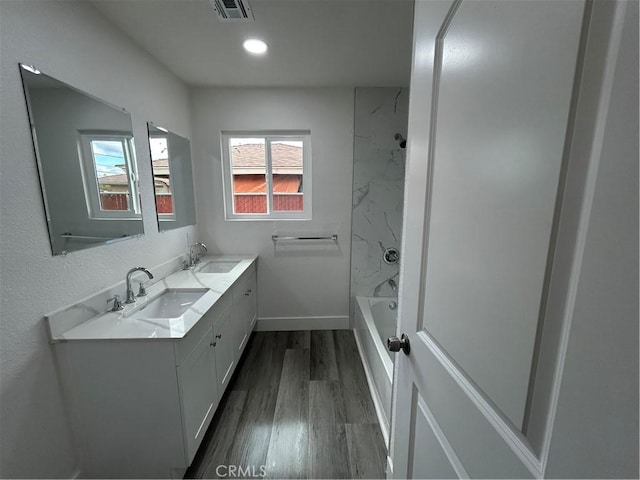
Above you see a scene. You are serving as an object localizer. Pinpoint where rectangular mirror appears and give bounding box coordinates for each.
[147,123,196,231]
[19,64,144,255]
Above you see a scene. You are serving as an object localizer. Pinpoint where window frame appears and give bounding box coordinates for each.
[78,131,141,220]
[221,131,312,221]
[148,133,177,221]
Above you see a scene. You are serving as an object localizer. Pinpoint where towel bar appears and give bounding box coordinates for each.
[271,234,338,241]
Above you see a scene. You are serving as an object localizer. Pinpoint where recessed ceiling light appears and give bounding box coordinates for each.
[243,38,268,55]
[20,64,41,74]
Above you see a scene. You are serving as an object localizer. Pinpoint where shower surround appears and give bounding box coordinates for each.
[350,87,409,317]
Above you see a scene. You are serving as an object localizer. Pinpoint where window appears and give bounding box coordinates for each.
[79,131,140,219]
[221,131,311,220]
[148,134,176,219]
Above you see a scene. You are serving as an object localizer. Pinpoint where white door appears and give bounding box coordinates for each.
[389,0,615,477]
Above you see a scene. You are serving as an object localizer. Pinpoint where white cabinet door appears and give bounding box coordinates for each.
[231,267,257,362]
[213,303,235,391]
[391,0,591,478]
[232,279,249,362]
[245,270,257,332]
[177,326,217,464]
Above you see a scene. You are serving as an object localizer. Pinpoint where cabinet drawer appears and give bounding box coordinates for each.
[174,293,232,366]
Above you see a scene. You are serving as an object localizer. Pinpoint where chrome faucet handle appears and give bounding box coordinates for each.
[137,282,148,297]
[107,295,124,312]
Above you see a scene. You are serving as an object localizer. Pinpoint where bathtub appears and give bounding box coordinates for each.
[353,296,396,445]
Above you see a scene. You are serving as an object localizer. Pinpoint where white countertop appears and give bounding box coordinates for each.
[54,255,257,341]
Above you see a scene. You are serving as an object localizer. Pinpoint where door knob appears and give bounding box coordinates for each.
[387,334,410,355]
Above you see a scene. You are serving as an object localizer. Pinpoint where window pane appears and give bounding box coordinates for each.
[90,139,130,211]
[271,140,303,212]
[149,137,173,214]
[230,138,267,214]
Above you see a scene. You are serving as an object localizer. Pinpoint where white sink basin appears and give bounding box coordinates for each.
[127,288,208,320]
[62,315,171,339]
[61,288,214,340]
[197,260,239,273]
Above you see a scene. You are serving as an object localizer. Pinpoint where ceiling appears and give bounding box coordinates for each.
[90,0,415,88]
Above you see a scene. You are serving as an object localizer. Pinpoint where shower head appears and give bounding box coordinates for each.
[394,133,407,149]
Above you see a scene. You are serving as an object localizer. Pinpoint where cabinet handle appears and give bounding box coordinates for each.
[215,334,222,339]
[210,341,216,347]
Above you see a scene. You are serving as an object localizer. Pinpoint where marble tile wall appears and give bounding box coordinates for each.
[350,87,409,317]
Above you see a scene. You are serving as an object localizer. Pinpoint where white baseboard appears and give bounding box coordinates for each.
[255,316,349,331]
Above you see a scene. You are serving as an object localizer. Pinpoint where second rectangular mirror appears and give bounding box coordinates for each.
[147,123,196,231]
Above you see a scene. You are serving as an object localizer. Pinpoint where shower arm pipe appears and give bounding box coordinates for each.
[272,234,338,241]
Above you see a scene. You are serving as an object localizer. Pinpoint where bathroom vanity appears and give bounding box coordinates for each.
[48,256,257,479]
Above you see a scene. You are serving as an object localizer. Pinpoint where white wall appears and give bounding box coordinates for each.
[190,88,354,329]
[0,1,194,477]
[546,0,639,476]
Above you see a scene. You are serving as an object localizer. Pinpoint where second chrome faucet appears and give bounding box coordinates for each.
[125,267,154,304]
[185,242,208,269]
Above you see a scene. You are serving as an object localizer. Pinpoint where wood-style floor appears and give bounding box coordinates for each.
[185,330,387,479]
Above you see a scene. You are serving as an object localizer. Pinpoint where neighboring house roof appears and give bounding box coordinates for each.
[152,158,170,176]
[231,143,302,175]
[99,159,170,188]
[98,173,128,186]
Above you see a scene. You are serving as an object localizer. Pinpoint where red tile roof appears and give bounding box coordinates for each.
[98,173,128,185]
[231,143,302,174]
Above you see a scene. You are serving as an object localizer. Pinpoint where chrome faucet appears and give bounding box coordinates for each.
[125,267,154,304]
[187,242,208,268]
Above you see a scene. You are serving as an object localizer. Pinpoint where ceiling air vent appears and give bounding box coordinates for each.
[209,0,254,22]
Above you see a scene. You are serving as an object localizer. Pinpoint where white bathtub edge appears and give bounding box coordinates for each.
[355,297,395,380]
[353,327,390,449]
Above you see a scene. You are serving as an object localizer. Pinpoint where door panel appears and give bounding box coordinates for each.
[422,0,584,429]
[411,334,536,478]
[411,394,459,479]
[391,0,588,477]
